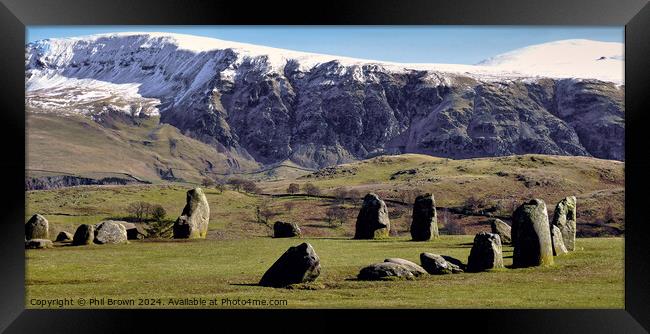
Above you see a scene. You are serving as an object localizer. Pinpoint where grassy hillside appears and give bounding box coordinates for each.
[26,113,259,183]
[26,236,623,308]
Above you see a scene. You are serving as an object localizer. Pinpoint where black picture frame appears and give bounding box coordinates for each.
[1,0,649,332]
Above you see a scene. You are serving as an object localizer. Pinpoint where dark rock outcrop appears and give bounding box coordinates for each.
[512,199,554,267]
[467,232,504,272]
[259,243,321,287]
[273,221,301,238]
[410,193,438,241]
[354,193,390,239]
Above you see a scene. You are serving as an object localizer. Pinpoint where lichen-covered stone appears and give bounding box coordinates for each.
[420,253,464,275]
[259,243,321,287]
[94,221,128,244]
[467,232,504,272]
[552,196,577,251]
[551,225,568,256]
[25,239,53,249]
[357,262,415,281]
[490,218,512,244]
[173,188,210,239]
[354,193,390,239]
[384,258,427,276]
[410,193,439,241]
[72,224,94,245]
[25,214,49,240]
[273,221,301,238]
[512,199,554,267]
[55,231,73,242]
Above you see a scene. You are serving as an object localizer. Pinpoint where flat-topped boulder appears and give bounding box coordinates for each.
[173,188,210,239]
[354,193,390,239]
[259,243,321,288]
[420,253,464,274]
[552,196,577,251]
[25,214,49,240]
[384,258,427,276]
[551,225,568,256]
[490,218,512,244]
[25,239,53,249]
[72,224,94,245]
[467,232,504,272]
[410,193,438,241]
[55,231,73,242]
[273,221,301,238]
[94,221,128,244]
[357,262,415,281]
[512,199,554,268]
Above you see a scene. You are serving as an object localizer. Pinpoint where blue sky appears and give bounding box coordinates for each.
[27,26,623,65]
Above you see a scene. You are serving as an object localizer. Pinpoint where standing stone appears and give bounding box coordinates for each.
[490,218,512,244]
[467,232,504,272]
[357,262,415,281]
[420,253,464,274]
[552,196,577,251]
[25,214,49,240]
[354,193,390,239]
[259,243,321,287]
[25,239,53,249]
[551,225,568,256]
[410,193,439,241]
[94,221,128,244]
[119,222,141,240]
[512,199,554,267]
[173,188,210,239]
[55,231,73,242]
[384,258,428,276]
[273,221,301,238]
[72,224,94,245]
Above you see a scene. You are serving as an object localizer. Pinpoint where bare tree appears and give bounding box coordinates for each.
[333,187,349,204]
[304,183,321,196]
[287,183,300,194]
[127,201,153,222]
[325,205,348,227]
[201,177,215,188]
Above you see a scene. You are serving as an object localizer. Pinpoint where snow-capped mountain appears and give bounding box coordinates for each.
[25,33,625,170]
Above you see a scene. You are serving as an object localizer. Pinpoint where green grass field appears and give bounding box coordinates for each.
[26,236,623,309]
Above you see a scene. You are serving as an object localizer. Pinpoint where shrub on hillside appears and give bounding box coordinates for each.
[304,183,321,196]
[287,183,300,194]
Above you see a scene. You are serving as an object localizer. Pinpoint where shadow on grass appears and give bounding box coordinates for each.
[230,283,260,287]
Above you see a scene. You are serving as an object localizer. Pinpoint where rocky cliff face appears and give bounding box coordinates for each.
[26,33,624,169]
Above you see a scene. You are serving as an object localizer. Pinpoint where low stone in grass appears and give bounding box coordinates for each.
[273,221,301,238]
[55,231,73,242]
[420,253,464,274]
[25,239,53,249]
[357,262,415,281]
[490,218,512,244]
[354,193,390,239]
[259,243,321,288]
[512,199,554,268]
[25,214,49,240]
[384,258,428,276]
[94,221,128,244]
[551,225,568,256]
[467,232,504,272]
[119,222,141,240]
[410,193,439,241]
[72,224,94,245]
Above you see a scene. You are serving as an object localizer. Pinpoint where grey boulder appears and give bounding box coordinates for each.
[25,239,53,249]
[420,253,464,274]
[551,225,569,256]
[55,231,73,242]
[94,221,128,244]
[490,218,512,244]
[467,232,504,272]
[384,258,428,276]
[72,224,94,245]
[357,262,415,281]
[512,199,554,268]
[354,193,390,239]
[173,188,210,239]
[25,214,49,240]
[552,196,577,251]
[273,221,301,238]
[259,243,321,287]
[410,193,439,241]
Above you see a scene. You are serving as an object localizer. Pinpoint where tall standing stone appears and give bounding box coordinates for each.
[259,243,321,287]
[552,196,577,251]
[467,232,504,272]
[512,199,554,267]
[25,214,49,240]
[354,193,390,239]
[173,187,210,239]
[551,225,568,256]
[489,218,512,244]
[410,193,438,241]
